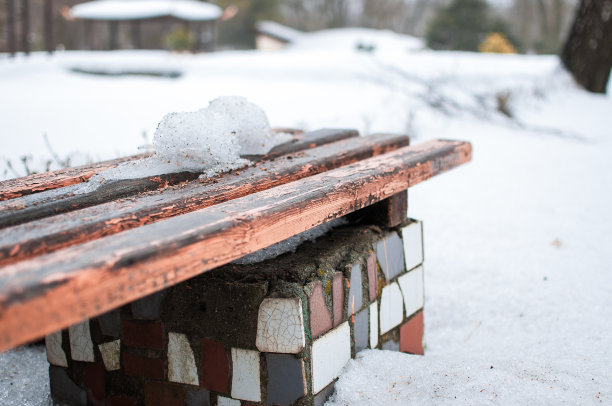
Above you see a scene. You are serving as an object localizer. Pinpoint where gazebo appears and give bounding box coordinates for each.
[70,0,223,51]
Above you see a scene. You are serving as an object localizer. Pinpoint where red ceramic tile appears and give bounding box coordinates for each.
[200,338,229,394]
[122,352,165,380]
[107,395,139,406]
[399,310,424,355]
[332,272,344,327]
[83,363,106,406]
[144,381,186,406]
[309,281,333,339]
[122,320,164,350]
[367,252,378,301]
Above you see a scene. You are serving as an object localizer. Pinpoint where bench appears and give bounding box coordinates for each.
[0,129,471,405]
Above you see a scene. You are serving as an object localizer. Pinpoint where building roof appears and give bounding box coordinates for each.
[71,0,223,21]
[254,21,302,43]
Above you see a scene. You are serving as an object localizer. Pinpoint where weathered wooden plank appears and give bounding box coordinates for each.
[0,153,150,201]
[264,128,358,159]
[0,171,201,229]
[0,139,471,351]
[0,129,358,227]
[0,134,409,266]
[0,128,331,202]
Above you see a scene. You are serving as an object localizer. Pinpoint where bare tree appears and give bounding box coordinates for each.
[507,0,576,53]
[282,0,353,31]
[6,0,16,54]
[281,0,444,36]
[561,0,612,93]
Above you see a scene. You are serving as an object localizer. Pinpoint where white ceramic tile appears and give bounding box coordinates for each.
[69,320,94,362]
[217,396,241,406]
[45,331,68,367]
[98,339,121,371]
[379,283,404,334]
[402,220,424,271]
[311,321,351,394]
[397,266,424,318]
[256,298,305,353]
[168,332,199,385]
[231,348,261,402]
[369,302,379,349]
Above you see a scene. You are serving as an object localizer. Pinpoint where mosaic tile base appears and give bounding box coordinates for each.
[46,220,425,406]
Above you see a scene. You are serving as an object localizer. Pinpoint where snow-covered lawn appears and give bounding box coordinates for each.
[0,28,610,405]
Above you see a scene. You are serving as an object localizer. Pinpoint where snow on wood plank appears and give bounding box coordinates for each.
[0,153,150,201]
[0,133,408,266]
[0,139,471,352]
[0,129,358,228]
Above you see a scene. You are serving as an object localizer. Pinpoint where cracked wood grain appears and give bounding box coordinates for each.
[0,128,309,202]
[0,139,471,351]
[0,129,359,228]
[0,133,408,266]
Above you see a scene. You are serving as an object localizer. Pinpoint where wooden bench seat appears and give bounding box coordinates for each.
[0,129,471,352]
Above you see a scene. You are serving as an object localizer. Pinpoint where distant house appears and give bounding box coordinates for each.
[70,0,223,51]
[253,21,302,51]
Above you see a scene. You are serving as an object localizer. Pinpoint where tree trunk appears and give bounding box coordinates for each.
[21,0,29,55]
[536,0,551,40]
[109,20,118,50]
[7,0,16,55]
[131,20,141,49]
[551,0,564,41]
[44,0,54,53]
[84,20,92,50]
[561,0,612,93]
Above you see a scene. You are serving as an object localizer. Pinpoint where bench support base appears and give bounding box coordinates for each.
[46,218,425,406]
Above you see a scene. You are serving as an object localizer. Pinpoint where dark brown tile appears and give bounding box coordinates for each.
[107,395,140,406]
[122,320,164,350]
[144,381,186,406]
[200,338,229,394]
[122,352,165,380]
[83,362,106,406]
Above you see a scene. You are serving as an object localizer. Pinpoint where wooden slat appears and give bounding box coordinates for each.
[0,139,471,351]
[0,134,409,266]
[0,171,201,229]
[264,128,357,159]
[0,153,151,201]
[0,129,359,228]
[0,128,310,202]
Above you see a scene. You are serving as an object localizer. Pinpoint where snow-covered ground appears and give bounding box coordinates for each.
[1,28,611,405]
